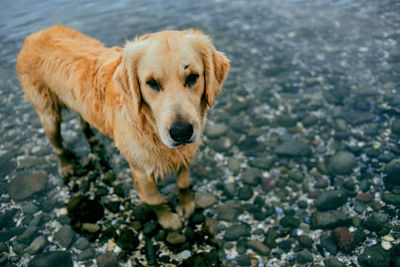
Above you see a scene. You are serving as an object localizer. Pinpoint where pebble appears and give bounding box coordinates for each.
[8,172,47,200]
[261,177,275,191]
[241,168,262,185]
[178,250,192,260]
[391,119,400,135]
[82,223,100,233]
[28,251,73,267]
[358,245,390,267]
[166,232,186,245]
[54,225,75,248]
[236,255,251,266]
[246,240,270,255]
[217,201,242,221]
[275,139,311,157]
[206,123,228,138]
[19,226,39,244]
[295,250,313,264]
[279,215,300,229]
[238,185,253,200]
[77,248,95,261]
[195,192,218,208]
[320,235,339,255]
[96,251,119,267]
[22,203,39,215]
[25,235,47,255]
[384,160,400,188]
[362,212,389,232]
[328,151,356,175]
[314,190,347,211]
[332,227,354,253]
[224,224,250,241]
[298,235,313,249]
[74,237,90,250]
[311,210,351,229]
[382,193,400,207]
[357,193,373,203]
[228,158,241,172]
[115,229,139,251]
[324,258,347,267]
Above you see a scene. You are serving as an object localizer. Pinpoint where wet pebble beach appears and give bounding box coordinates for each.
[1,0,400,266]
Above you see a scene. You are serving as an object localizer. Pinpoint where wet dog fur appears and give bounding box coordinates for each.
[16,25,230,229]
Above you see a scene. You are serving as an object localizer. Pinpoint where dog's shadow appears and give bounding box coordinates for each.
[61,131,221,266]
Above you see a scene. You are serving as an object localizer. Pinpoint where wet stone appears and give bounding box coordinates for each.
[206,123,228,138]
[314,190,347,211]
[392,119,400,135]
[236,255,251,266]
[22,203,39,215]
[18,226,39,244]
[384,160,400,189]
[217,201,242,221]
[238,185,253,200]
[67,195,104,224]
[246,240,270,255]
[279,215,300,229]
[166,231,186,245]
[362,212,389,232]
[224,224,250,241]
[241,168,262,185]
[25,235,47,255]
[142,221,159,237]
[227,158,241,172]
[358,245,390,267]
[54,225,75,248]
[328,151,356,175]
[332,227,354,253]
[275,139,311,157]
[324,258,347,267]
[311,210,351,229]
[195,192,218,209]
[382,193,400,207]
[77,247,95,261]
[96,251,119,267]
[8,172,47,201]
[115,229,139,251]
[296,250,313,264]
[28,251,73,267]
[357,193,373,203]
[320,235,339,256]
[74,237,89,250]
[145,238,156,265]
[298,235,313,249]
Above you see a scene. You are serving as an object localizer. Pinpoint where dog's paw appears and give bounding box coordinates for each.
[178,188,196,219]
[150,203,182,230]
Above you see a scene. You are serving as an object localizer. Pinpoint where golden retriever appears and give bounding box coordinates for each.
[16,25,229,229]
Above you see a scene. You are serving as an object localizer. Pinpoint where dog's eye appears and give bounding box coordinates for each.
[185,73,199,87]
[146,79,161,91]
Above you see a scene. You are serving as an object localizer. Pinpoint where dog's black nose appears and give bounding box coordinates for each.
[169,121,193,143]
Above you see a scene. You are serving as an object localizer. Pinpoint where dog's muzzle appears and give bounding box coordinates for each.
[169,121,194,145]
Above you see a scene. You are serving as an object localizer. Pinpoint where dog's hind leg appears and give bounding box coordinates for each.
[21,78,74,176]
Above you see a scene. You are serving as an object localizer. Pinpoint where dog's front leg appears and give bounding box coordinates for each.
[129,165,182,230]
[177,164,196,219]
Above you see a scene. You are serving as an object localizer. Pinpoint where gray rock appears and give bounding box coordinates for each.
[382,193,400,207]
[329,151,356,175]
[343,110,375,125]
[28,251,73,267]
[206,123,228,138]
[362,212,389,232]
[75,237,90,250]
[238,185,253,200]
[96,252,118,267]
[320,235,339,255]
[279,215,300,229]
[241,168,262,185]
[8,172,47,201]
[177,250,192,260]
[54,225,75,248]
[275,139,311,157]
[384,160,400,188]
[314,190,347,211]
[296,250,313,264]
[25,235,47,255]
[228,158,241,172]
[358,245,390,267]
[224,224,250,241]
[298,235,313,249]
[19,226,39,244]
[77,248,95,261]
[195,192,218,209]
[288,169,304,182]
[310,210,351,229]
[217,201,242,221]
[392,119,400,135]
[22,203,39,215]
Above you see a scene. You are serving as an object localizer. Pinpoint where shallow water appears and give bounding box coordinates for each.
[1,0,400,266]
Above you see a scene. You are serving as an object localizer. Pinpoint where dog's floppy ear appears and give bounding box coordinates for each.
[113,42,146,115]
[189,32,230,107]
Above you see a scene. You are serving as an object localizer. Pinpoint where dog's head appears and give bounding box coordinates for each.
[113,30,230,148]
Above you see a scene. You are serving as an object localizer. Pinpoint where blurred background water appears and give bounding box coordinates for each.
[1,0,400,266]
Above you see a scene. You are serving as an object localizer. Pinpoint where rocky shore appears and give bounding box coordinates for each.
[1,0,400,266]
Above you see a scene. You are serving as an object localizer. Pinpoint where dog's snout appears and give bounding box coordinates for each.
[169,121,193,143]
